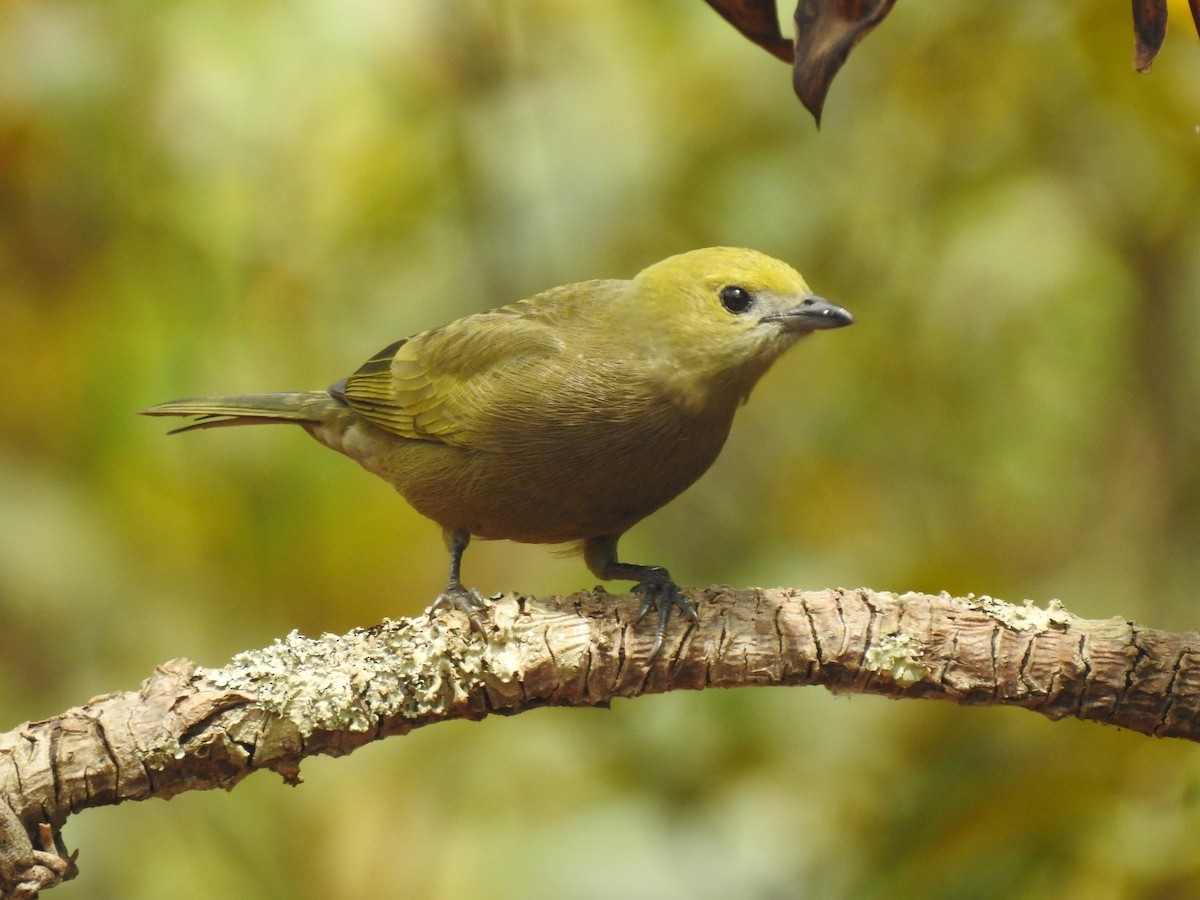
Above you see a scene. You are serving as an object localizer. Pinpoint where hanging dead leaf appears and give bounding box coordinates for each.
[705,0,1199,124]
[703,0,795,63]
[791,0,898,124]
[1132,0,1168,72]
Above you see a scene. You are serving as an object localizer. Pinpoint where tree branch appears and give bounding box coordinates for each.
[2,587,1198,897]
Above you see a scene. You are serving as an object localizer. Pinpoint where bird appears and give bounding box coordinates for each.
[143,247,853,655]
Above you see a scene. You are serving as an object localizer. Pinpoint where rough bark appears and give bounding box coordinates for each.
[2,586,1199,897]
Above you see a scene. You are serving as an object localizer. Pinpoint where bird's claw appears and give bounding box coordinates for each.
[632,567,697,657]
[429,583,488,634]
[430,584,486,614]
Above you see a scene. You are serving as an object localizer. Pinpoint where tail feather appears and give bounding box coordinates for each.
[140,391,337,434]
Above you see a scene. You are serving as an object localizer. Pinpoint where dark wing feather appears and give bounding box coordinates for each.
[335,296,576,447]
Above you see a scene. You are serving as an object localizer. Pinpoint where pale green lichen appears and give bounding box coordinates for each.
[143,735,185,769]
[968,595,1075,631]
[201,605,523,738]
[864,631,930,688]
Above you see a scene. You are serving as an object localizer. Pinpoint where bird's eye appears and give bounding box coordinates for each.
[720,285,753,314]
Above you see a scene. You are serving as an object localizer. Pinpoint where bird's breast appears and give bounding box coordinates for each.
[322,393,738,545]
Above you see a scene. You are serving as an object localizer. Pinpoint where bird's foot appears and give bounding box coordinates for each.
[632,567,698,657]
[430,583,485,614]
[429,583,488,635]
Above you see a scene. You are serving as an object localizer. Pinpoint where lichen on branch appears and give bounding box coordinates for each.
[2,587,1199,897]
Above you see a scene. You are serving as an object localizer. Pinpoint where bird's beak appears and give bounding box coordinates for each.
[765,295,854,331]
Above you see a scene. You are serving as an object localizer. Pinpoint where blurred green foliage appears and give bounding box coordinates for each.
[2,0,1200,897]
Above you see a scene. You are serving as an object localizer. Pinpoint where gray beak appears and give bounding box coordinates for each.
[766,295,854,331]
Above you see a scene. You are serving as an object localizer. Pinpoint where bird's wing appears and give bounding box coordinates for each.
[333,297,574,448]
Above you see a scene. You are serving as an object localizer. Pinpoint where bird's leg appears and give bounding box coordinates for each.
[430,528,486,616]
[584,534,698,657]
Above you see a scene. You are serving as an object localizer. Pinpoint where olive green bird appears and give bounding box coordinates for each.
[143,247,853,654]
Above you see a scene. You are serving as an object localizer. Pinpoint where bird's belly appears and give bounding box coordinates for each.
[321,414,731,544]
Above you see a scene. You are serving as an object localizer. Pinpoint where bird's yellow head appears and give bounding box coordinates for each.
[628,247,852,399]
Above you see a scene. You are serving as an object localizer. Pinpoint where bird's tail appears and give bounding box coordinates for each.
[140,391,339,434]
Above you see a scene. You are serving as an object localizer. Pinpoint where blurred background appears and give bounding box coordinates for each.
[3,0,1200,896]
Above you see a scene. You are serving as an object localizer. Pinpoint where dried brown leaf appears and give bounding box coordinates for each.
[704,0,795,63]
[708,0,1199,125]
[792,0,898,125]
[1131,0,1168,72]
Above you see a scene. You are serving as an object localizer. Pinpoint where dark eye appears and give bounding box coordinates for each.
[720,285,753,313]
